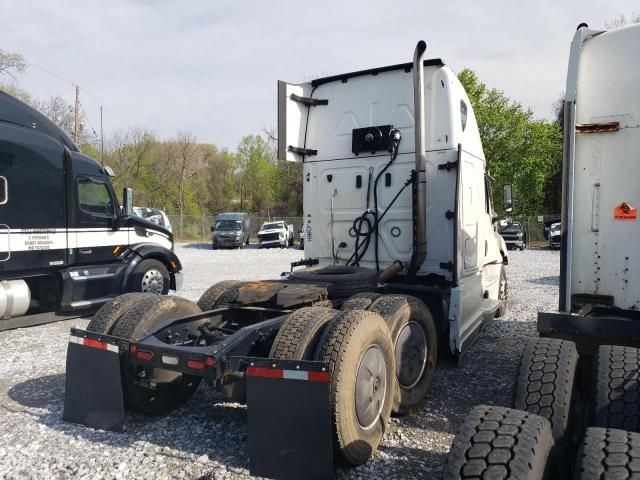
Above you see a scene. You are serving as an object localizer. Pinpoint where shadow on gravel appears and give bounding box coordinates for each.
[8,376,248,470]
[527,275,559,286]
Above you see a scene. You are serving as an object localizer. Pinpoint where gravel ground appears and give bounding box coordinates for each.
[0,244,560,479]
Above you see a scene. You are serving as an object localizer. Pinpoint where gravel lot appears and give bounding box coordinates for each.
[0,244,560,479]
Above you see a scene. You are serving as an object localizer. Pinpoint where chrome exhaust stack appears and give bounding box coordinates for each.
[409,40,428,274]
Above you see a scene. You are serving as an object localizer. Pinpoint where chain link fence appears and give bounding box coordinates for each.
[167,214,305,242]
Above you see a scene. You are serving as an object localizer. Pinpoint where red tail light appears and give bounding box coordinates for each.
[205,357,215,367]
[136,350,154,361]
[186,359,205,370]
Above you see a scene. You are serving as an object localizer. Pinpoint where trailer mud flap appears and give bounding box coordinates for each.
[244,357,333,479]
[63,329,124,431]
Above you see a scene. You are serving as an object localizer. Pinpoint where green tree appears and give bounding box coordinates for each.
[236,134,276,212]
[458,69,562,214]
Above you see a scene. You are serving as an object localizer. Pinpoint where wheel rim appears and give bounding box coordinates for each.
[395,321,428,389]
[141,269,164,294]
[355,345,387,430]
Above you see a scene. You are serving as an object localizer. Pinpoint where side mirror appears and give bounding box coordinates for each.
[503,184,513,213]
[122,187,133,217]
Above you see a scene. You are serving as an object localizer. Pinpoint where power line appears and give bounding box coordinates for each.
[24,59,129,128]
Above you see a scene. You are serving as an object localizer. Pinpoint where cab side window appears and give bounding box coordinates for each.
[77,177,115,216]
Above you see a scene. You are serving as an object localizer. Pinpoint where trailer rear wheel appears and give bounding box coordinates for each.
[289,266,378,299]
[131,259,170,295]
[513,337,578,454]
[86,293,153,334]
[196,280,244,311]
[111,295,203,415]
[269,307,339,360]
[313,310,395,466]
[593,345,640,432]
[574,427,640,479]
[340,292,382,312]
[443,405,554,480]
[368,294,437,414]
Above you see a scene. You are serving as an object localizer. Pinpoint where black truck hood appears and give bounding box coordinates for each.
[125,215,172,240]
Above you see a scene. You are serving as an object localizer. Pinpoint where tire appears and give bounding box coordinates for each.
[513,338,578,447]
[111,295,203,415]
[269,307,339,360]
[340,292,382,312]
[593,345,640,432]
[289,266,378,299]
[313,309,395,466]
[368,295,438,414]
[495,265,508,317]
[86,293,154,334]
[575,427,640,480]
[443,405,554,480]
[130,258,170,295]
[196,280,244,311]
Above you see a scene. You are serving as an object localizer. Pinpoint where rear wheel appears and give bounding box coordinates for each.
[340,292,382,312]
[86,293,154,334]
[196,280,244,311]
[575,427,640,480]
[443,405,554,480]
[269,307,339,360]
[368,294,437,414]
[593,345,640,432]
[313,310,395,466]
[111,295,203,415]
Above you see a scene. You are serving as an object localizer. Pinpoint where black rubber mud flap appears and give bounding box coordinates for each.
[63,328,125,431]
[244,357,333,479]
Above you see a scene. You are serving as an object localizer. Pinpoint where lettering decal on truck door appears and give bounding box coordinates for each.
[614,202,638,220]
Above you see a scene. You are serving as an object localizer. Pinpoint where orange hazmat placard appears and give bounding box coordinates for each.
[614,202,638,220]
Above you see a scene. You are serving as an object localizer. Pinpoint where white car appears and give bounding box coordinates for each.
[133,206,172,233]
[257,221,294,248]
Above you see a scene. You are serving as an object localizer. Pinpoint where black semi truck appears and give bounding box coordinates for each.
[0,91,182,331]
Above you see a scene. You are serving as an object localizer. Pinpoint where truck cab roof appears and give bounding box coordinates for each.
[0,91,78,152]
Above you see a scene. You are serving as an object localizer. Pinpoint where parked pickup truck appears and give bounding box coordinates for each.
[257,221,294,248]
[498,221,526,250]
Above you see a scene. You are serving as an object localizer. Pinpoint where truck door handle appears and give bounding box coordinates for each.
[591,183,600,232]
[79,248,93,254]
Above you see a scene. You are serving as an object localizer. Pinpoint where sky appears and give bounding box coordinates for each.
[1,1,637,150]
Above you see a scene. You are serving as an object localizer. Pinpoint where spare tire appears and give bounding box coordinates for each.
[289,266,378,299]
[197,280,244,311]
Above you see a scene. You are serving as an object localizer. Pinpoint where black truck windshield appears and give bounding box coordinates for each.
[216,220,242,230]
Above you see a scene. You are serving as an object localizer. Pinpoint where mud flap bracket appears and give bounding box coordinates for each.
[63,328,125,432]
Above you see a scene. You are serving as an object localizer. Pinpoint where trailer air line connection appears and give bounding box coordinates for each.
[346,128,414,271]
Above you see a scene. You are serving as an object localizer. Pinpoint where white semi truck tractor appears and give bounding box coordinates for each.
[63,41,508,478]
[445,23,640,480]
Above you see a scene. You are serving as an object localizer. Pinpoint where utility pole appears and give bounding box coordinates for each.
[73,85,80,144]
[100,105,104,166]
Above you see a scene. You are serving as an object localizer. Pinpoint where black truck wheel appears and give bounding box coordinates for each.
[313,310,395,466]
[130,258,170,295]
[513,337,579,452]
[340,292,382,312]
[269,307,339,360]
[443,405,554,480]
[368,294,437,414]
[495,265,508,318]
[593,345,640,432]
[86,293,154,334]
[575,427,640,479]
[196,280,244,311]
[289,266,378,299]
[111,295,203,415]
